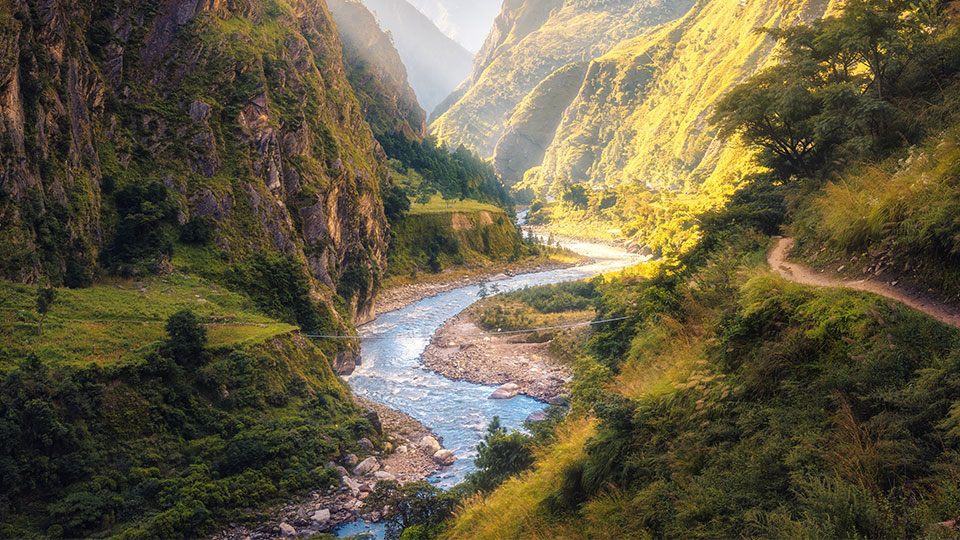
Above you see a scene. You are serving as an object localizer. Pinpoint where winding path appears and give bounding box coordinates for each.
[768,237,960,329]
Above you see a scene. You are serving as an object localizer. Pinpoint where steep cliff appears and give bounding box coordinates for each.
[360,0,474,113]
[430,0,696,163]
[531,0,834,193]
[0,0,391,322]
[328,0,426,139]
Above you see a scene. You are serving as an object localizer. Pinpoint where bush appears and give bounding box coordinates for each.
[465,417,535,493]
[165,309,207,365]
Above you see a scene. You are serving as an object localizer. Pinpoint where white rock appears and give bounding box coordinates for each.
[279,523,297,538]
[342,476,361,495]
[419,436,441,454]
[489,383,521,400]
[433,449,455,466]
[395,445,408,453]
[374,471,397,482]
[353,456,380,476]
[311,509,331,524]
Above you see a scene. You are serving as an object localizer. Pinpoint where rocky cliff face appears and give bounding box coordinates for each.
[430,0,696,166]
[328,0,426,139]
[0,0,391,322]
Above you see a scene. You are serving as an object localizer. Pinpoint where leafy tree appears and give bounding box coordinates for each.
[36,286,56,335]
[165,309,207,364]
[712,0,952,178]
[370,481,459,540]
[465,416,534,492]
[382,182,412,224]
[104,182,179,275]
[562,184,589,209]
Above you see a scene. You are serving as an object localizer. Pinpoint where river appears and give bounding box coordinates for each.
[337,227,642,538]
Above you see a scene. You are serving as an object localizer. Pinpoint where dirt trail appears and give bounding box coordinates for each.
[768,237,960,329]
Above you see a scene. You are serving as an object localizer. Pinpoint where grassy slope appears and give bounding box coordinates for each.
[0,276,294,367]
[444,237,960,539]
[794,124,960,304]
[0,271,372,538]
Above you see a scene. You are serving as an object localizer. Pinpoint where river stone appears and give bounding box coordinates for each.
[489,382,521,400]
[311,508,331,524]
[374,471,397,482]
[526,410,550,423]
[357,437,375,452]
[344,453,359,466]
[419,436,441,454]
[353,457,380,476]
[342,476,361,495]
[433,449,455,466]
[279,522,297,537]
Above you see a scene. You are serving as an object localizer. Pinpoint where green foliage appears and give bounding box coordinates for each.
[179,216,215,245]
[378,133,512,210]
[164,309,207,365]
[227,253,336,334]
[103,182,179,277]
[35,285,56,335]
[464,417,535,493]
[0,329,361,538]
[712,0,960,179]
[370,481,460,540]
[561,184,589,210]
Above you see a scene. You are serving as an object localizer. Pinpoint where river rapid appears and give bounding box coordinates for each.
[337,228,642,538]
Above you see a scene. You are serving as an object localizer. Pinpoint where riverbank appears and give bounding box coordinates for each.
[374,254,585,316]
[420,310,576,403]
[211,398,448,539]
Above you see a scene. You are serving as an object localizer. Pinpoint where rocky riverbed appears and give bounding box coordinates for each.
[210,398,450,540]
[420,312,574,403]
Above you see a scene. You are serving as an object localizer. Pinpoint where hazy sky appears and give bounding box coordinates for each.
[404,0,503,52]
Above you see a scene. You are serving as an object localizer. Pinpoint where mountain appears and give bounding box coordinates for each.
[529,0,835,193]
[404,0,502,52]
[361,0,474,114]
[430,0,697,166]
[328,0,427,138]
[0,0,390,322]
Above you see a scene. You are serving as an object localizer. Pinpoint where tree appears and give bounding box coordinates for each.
[36,286,57,335]
[562,184,589,209]
[369,481,459,540]
[165,309,207,364]
[464,416,534,492]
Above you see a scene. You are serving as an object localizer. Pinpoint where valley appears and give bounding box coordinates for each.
[4,0,960,539]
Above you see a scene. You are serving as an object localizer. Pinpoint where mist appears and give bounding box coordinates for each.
[404,0,503,53]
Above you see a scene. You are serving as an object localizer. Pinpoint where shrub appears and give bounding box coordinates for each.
[165,309,207,365]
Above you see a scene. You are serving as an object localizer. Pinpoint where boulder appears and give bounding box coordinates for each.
[344,453,359,466]
[419,436,441,454]
[363,410,383,435]
[357,438,375,452]
[342,476,361,495]
[279,522,297,537]
[374,471,397,482]
[353,456,380,476]
[311,509,331,524]
[526,410,550,423]
[489,382,521,400]
[433,449,455,466]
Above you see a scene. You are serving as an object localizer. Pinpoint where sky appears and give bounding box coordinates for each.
[404,0,503,52]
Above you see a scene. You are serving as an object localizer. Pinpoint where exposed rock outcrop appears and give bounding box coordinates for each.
[0,0,391,324]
